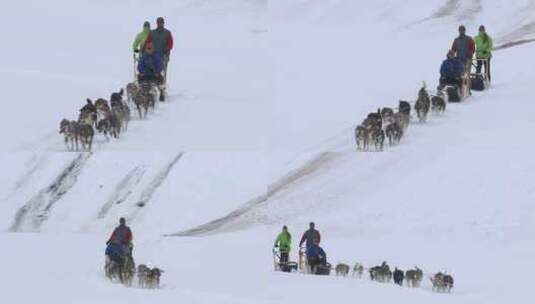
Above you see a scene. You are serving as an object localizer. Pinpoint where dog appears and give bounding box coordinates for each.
[393,111,410,131]
[443,274,454,292]
[335,263,350,277]
[431,272,454,292]
[381,107,395,125]
[352,263,364,278]
[97,111,121,139]
[80,99,98,128]
[393,267,404,286]
[385,121,403,146]
[137,264,150,288]
[111,101,130,131]
[366,112,383,129]
[431,91,447,114]
[133,85,153,119]
[370,126,385,151]
[369,261,392,283]
[94,98,111,122]
[79,108,97,128]
[415,85,430,122]
[126,82,139,104]
[147,83,160,109]
[147,267,164,289]
[78,122,94,151]
[110,88,124,105]
[355,125,369,151]
[405,266,423,287]
[59,119,79,151]
[94,98,110,112]
[399,100,411,116]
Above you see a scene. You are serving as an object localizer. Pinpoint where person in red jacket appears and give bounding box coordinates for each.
[451,25,475,74]
[107,217,133,255]
[145,17,173,79]
[299,222,321,251]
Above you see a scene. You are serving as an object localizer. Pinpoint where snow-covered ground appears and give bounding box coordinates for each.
[1,0,535,303]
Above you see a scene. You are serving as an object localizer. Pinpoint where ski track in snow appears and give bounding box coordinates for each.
[9,153,91,232]
[1,154,47,202]
[171,152,336,236]
[498,21,535,44]
[126,153,184,222]
[494,38,535,50]
[432,0,461,19]
[96,165,147,219]
[456,0,481,21]
[406,0,481,27]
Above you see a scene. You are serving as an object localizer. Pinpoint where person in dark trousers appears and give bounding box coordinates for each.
[439,50,465,87]
[474,25,493,81]
[274,225,292,264]
[451,25,475,74]
[299,222,321,251]
[145,17,173,80]
[306,238,327,274]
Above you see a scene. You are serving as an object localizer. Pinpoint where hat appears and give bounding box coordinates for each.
[119,217,126,224]
[458,25,466,31]
[479,25,486,31]
[157,17,165,24]
[143,21,150,28]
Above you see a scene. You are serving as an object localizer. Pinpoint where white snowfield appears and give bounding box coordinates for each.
[1,0,535,303]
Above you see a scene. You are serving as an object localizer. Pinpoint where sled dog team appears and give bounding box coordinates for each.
[59,18,173,151]
[104,218,165,288]
[355,25,492,152]
[274,223,454,293]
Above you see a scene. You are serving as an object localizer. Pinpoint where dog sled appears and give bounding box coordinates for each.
[272,248,298,273]
[470,58,490,92]
[440,71,470,103]
[105,243,136,285]
[133,53,167,102]
[297,247,331,275]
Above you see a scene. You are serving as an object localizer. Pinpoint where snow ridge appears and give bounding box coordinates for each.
[171,152,335,236]
[96,165,147,219]
[9,153,91,232]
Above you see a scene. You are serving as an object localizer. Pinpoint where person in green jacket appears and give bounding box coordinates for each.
[274,225,292,263]
[132,21,151,54]
[474,25,493,81]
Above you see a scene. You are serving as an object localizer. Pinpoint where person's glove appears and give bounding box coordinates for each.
[106,240,110,245]
[134,49,140,53]
[274,244,279,248]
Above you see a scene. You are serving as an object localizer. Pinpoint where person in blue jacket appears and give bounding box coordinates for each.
[439,50,465,87]
[306,237,327,274]
[105,241,126,265]
[137,41,164,83]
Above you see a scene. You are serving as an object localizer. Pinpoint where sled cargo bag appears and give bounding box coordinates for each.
[445,85,462,102]
[315,263,331,275]
[470,74,486,91]
[280,262,298,273]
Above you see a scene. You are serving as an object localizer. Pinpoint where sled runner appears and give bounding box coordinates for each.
[470,59,490,91]
[272,248,298,273]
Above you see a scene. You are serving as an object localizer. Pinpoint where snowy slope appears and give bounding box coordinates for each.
[1,0,535,304]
